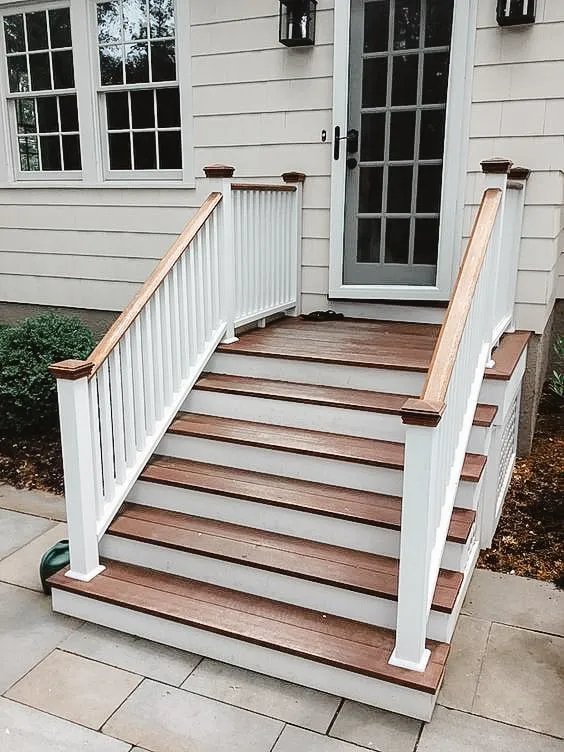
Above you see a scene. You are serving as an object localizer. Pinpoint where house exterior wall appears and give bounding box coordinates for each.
[0,0,562,336]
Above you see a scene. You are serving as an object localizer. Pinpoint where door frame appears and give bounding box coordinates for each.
[329,0,479,301]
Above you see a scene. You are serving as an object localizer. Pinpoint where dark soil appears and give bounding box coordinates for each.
[0,433,64,495]
[478,387,563,587]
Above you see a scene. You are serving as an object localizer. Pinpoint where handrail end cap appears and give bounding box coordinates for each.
[401,398,445,426]
[48,359,94,380]
[481,157,513,174]
[282,171,306,184]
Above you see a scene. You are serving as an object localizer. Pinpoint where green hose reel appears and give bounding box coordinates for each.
[39,540,70,595]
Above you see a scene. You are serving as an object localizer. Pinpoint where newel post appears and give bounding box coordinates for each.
[48,359,104,581]
[504,167,531,332]
[204,164,238,343]
[282,171,306,316]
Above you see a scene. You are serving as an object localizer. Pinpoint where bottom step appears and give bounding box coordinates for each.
[49,561,449,721]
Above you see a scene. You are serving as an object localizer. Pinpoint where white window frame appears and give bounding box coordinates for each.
[0,0,194,187]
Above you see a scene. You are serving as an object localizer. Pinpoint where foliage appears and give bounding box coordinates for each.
[0,314,95,436]
[549,336,564,399]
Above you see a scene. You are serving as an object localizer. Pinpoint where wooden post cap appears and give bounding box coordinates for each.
[508,166,531,181]
[401,398,444,427]
[203,164,235,179]
[480,158,513,174]
[48,359,94,380]
[282,171,306,184]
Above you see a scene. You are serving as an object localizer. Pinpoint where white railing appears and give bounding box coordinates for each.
[390,159,529,672]
[50,170,303,581]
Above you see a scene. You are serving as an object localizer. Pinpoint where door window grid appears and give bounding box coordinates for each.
[96,0,182,173]
[357,0,453,266]
[3,7,82,174]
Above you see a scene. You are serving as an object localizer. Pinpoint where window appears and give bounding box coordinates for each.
[96,0,182,175]
[0,0,190,184]
[3,6,82,174]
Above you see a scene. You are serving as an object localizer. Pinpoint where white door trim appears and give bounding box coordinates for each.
[329,0,479,301]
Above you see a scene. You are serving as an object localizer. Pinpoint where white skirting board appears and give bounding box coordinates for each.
[51,587,439,721]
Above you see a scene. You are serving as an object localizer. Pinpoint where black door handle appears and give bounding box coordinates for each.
[347,157,358,169]
[334,127,360,161]
[346,129,359,154]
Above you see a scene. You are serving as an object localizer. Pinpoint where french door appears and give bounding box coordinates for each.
[340,0,457,288]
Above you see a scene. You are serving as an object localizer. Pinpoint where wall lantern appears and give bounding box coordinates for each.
[279,0,317,47]
[496,0,536,26]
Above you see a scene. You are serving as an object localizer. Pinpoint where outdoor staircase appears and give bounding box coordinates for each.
[49,317,528,721]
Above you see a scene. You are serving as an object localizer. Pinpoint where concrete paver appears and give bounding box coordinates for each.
[417,706,564,752]
[0,484,66,522]
[273,725,367,751]
[60,622,201,686]
[183,658,341,732]
[439,615,491,712]
[330,700,422,751]
[0,582,79,693]
[0,509,54,560]
[473,622,564,737]
[103,678,284,752]
[0,697,131,752]
[6,649,142,730]
[0,522,67,591]
[463,569,564,636]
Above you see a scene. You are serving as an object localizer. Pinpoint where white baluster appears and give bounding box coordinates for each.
[120,331,137,467]
[98,360,116,506]
[151,290,165,419]
[162,276,174,405]
[221,179,238,343]
[170,263,182,391]
[131,317,146,451]
[177,254,190,378]
[109,348,126,486]
[187,249,198,360]
[141,305,156,436]
[88,377,104,519]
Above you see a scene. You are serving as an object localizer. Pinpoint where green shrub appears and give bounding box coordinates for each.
[549,336,564,399]
[0,314,95,436]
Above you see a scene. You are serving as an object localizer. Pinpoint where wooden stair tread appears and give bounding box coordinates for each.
[142,456,476,544]
[194,373,497,427]
[108,504,463,612]
[48,560,449,694]
[485,331,530,380]
[168,413,487,482]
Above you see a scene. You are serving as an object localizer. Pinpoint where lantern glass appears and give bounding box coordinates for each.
[279,0,317,47]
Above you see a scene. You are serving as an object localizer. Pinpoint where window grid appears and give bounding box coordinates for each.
[16,95,81,171]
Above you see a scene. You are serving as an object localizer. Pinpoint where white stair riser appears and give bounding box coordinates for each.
[129,479,472,572]
[208,353,425,395]
[185,389,492,449]
[100,534,451,641]
[51,587,437,721]
[327,302,445,325]
[158,431,481,504]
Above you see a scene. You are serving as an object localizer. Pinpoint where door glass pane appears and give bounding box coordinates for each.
[359,167,383,213]
[414,218,439,263]
[387,166,412,213]
[360,113,385,161]
[385,219,410,262]
[419,109,445,159]
[417,165,442,212]
[391,55,418,105]
[364,1,389,52]
[158,131,182,168]
[389,110,416,160]
[357,219,382,262]
[393,0,420,50]
[422,52,449,104]
[426,0,454,47]
[362,58,387,108]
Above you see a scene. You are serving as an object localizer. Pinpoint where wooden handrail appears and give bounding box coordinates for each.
[86,191,223,378]
[401,188,503,426]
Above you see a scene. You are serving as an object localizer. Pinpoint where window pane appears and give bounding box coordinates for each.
[133,131,156,168]
[106,92,130,129]
[8,56,29,93]
[109,132,132,169]
[62,134,82,170]
[419,109,445,159]
[26,11,48,51]
[29,53,51,90]
[18,136,39,170]
[16,99,36,133]
[359,167,383,214]
[393,0,420,50]
[360,113,385,161]
[98,1,122,43]
[391,54,418,105]
[131,89,155,128]
[49,8,72,48]
[422,52,449,104]
[357,219,381,263]
[156,87,180,126]
[40,135,62,170]
[426,0,453,47]
[158,130,181,168]
[414,218,439,264]
[417,165,442,212]
[364,1,388,52]
[59,95,79,131]
[389,110,415,160]
[125,42,149,83]
[52,50,75,89]
[123,0,148,40]
[4,14,25,53]
[149,0,175,38]
[385,219,410,263]
[151,39,175,81]
[100,45,123,85]
[37,97,59,132]
[362,58,387,109]
[387,166,412,212]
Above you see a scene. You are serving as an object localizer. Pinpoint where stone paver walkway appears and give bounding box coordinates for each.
[1,482,563,752]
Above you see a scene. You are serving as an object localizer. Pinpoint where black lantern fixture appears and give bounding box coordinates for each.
[497,0,536,26]
[279,0,317,47]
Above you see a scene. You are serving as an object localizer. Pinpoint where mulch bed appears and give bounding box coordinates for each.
[0,433,64,495]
